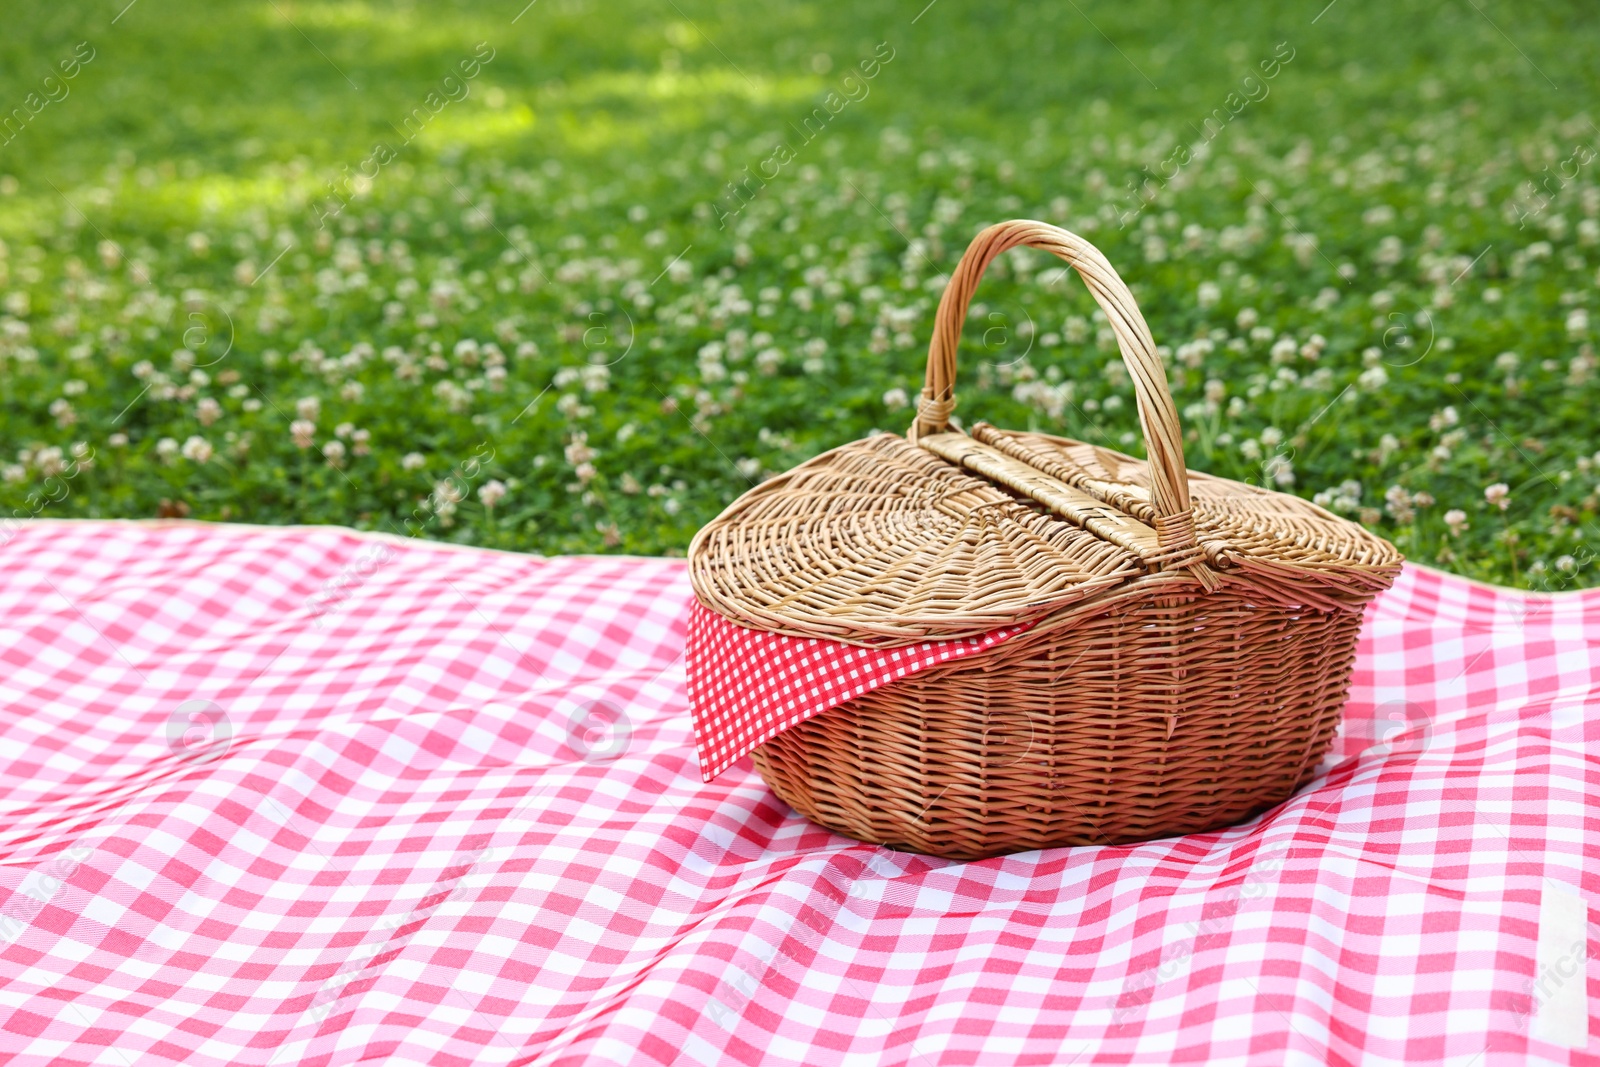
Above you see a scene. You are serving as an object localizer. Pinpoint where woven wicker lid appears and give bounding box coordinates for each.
[689,221,1401,647]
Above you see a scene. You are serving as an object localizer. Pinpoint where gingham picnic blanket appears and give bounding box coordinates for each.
[1,520,1596,1066]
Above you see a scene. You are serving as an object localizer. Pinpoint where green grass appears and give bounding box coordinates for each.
[2,0,1598,589]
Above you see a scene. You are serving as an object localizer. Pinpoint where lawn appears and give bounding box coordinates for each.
[1,0,1597,589]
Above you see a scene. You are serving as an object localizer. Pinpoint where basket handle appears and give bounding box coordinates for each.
[908,219,1199,561]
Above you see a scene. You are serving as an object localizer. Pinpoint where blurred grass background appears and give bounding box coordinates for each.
[5,1,1589,172]
[1,0,1598,587]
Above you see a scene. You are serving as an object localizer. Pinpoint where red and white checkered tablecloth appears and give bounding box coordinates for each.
[0,520,1596,1066]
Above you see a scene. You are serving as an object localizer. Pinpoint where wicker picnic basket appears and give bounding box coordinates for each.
[689,220,1402,860]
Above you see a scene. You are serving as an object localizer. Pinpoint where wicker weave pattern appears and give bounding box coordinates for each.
[752,586,1364,859]
[690,432,1144,644]
[690,220,1402,858]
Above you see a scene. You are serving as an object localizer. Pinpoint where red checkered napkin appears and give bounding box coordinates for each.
[685,602,1033,780]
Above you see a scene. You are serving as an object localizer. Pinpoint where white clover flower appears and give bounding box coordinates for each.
[478,479,507,508]
[1358,366,1389,390]
[107,433,128,449]
[755,348,784,376]
[429,478,462,521]
[351,429,371,455]
[34,447,65,477]
[196,397,222,426]
[433,380,470,412]
[697,355,729,383]
[48,398,76,428]
[296,396,321,421]
[882,387,909,411]
[1197,281,1221,308]
[1484,483,1509,510]
[155,437,180,462]
[564,434,596,466]
[1,464,24,484]
[322,440,346,468]
[1556,555,1578,574]
[1443,508,1469,535]
[181,436,212,463]
[290,420,316,449]
[401,452,426,471]
[1384,485,1415,524]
